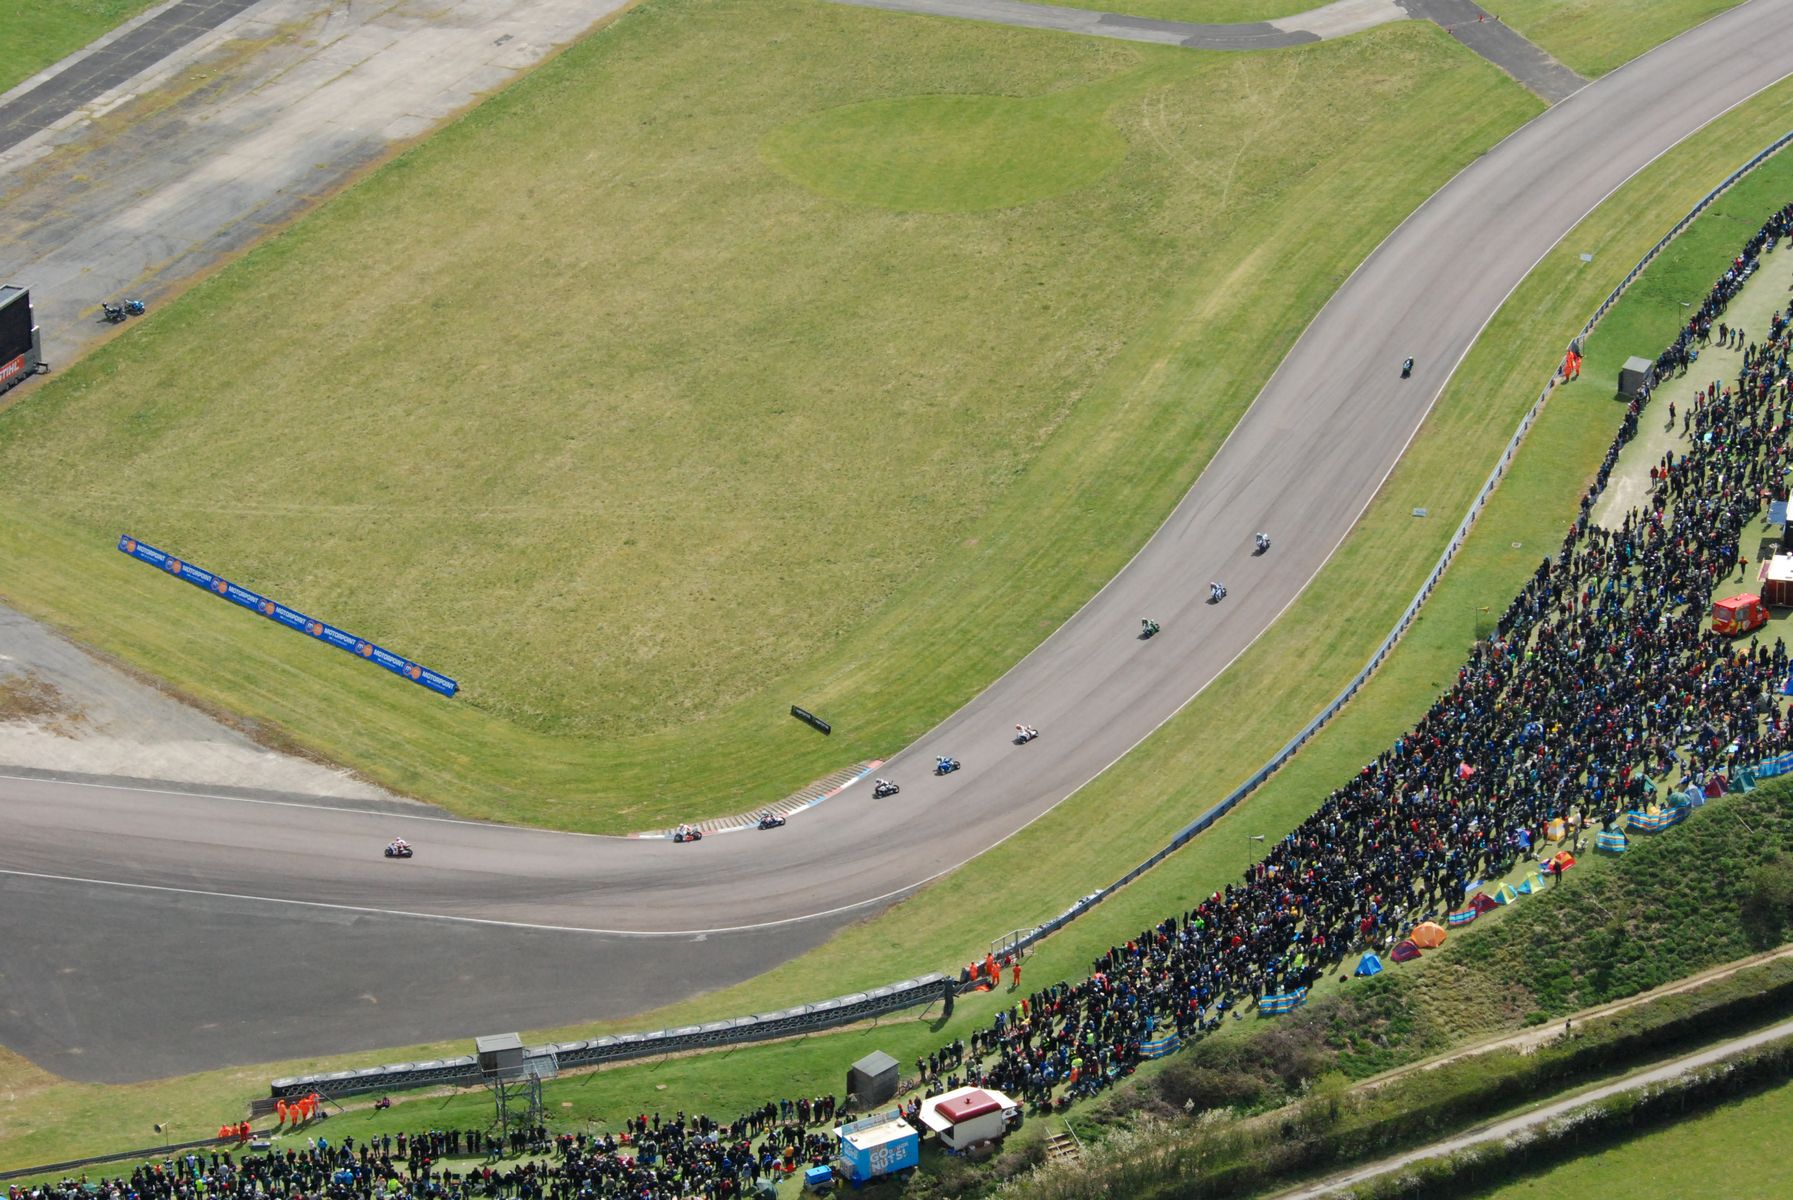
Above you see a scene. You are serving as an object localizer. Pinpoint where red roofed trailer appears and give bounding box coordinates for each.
[917,1087,1021,1151]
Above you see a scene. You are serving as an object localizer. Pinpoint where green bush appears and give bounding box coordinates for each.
[1152,1062,1266,1114]
[1743,853,1793,948]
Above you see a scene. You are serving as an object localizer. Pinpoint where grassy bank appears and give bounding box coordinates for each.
[0,0,162,95]
[0,1,1537,827]
[1495,0,1746,77]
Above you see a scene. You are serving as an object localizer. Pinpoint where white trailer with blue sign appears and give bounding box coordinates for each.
[835,1112,919,1184]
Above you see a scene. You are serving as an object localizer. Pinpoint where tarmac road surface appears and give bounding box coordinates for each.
[7,0,1793,1080]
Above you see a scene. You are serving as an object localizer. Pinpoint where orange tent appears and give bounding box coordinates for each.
[1409,921,1448,949]
[1551,851,1577,871]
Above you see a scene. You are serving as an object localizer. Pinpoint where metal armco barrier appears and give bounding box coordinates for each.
[972,129,1793,969]
[269,974,948,1101]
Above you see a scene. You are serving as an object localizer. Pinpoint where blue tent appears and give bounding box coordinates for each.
[1594,829,1628,854]
[1355,953,1384,977]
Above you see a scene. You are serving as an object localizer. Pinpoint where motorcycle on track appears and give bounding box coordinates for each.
[934,756,961,776]
[872,778,901,799]
[757,812,787,831]
[383,839,413,859]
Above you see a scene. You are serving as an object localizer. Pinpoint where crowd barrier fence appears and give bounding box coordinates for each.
[268,975,949,1101]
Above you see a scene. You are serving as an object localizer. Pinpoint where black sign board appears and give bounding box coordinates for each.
[790,705,831,735]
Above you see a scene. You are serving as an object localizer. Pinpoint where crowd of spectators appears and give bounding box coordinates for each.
[15,210,1793,1200]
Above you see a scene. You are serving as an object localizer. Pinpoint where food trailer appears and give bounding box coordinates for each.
[1764,556,1793,607]
[916,1087,1020,1152]
[835,1112,919,1184]
[1712,592,1769,636]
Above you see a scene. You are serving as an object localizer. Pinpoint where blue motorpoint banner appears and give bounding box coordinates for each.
[117,535,458,697]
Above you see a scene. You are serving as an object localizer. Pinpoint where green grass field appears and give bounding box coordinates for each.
[1496,0,1746,77]
[0,0,1539,828]
[7,60,1793,1176]
[0,0,162,95]
[1471,1076,1793,1199]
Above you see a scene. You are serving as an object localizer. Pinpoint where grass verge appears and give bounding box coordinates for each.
[0,3,1537,827]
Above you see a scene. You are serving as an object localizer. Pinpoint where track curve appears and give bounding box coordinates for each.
[6,0,1793,1079]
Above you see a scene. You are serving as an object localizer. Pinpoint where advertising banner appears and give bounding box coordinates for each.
[118,535,457,697]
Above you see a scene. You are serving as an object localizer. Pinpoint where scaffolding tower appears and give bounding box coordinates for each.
[476,1034,558,1137]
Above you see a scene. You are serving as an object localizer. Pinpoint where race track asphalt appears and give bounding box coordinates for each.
[6,0,1793,1082]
